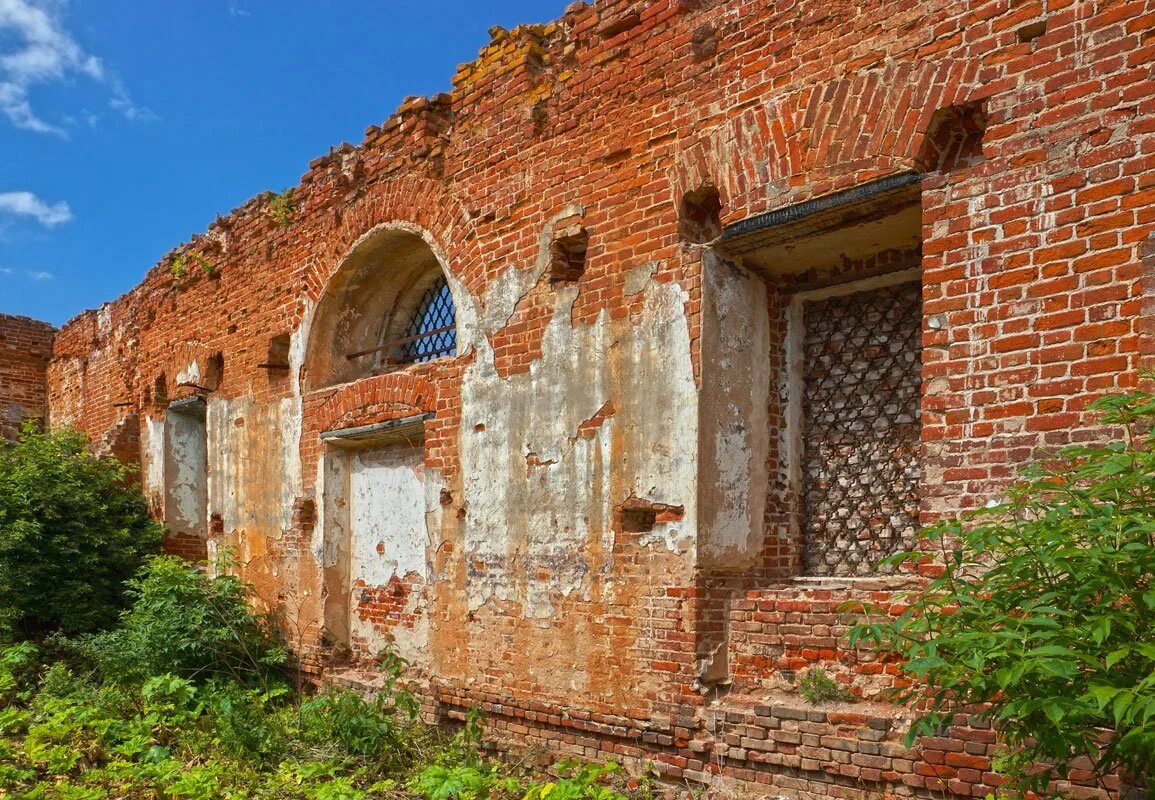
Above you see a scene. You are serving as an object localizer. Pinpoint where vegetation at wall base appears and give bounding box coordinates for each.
[848,387,1155,796]
[0,556,656,800]
[0,423,649,799]
[0,423,162,641]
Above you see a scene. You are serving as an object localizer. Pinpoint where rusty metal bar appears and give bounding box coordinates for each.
[398,342,456,363]
[345,324,456,360]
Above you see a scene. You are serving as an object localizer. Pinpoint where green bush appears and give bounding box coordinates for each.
[0,423,162,640]
[849,388,1155,795]
[85,555,287,687]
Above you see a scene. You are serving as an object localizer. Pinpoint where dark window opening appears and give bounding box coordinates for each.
[204,353,224,390]
[620,507,658,533]
[550,227,589,282]
[919,102,987,174]
[680,185,723,244]
[399,277,457,364]
[261,335,291,370]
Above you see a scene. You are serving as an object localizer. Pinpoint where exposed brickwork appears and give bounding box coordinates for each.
[31,0,1155,796]
[0,314,54,440]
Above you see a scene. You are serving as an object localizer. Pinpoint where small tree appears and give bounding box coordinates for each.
[0,422,162,639]
[849,389,1155,796]
[88,555,286,686]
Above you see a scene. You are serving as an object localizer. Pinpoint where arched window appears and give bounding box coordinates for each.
[398,276,456,364]
[305,227,459,389]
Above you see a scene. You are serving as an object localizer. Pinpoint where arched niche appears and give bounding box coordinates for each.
[305,225,458,390]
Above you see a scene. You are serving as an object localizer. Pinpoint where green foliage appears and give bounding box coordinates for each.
[413,765,503,800]
[84,555,287,687]
[170,254,188,279]
[0,423,162,640]
[170,252,217,281]
[299,687,409,759]
[848,387,1155,795]
[797,668,852,705]
[0,642,40,705]
[267,190,297,226]
[413,759,635,800]
[0,526,657,799]
[520,761,629,800]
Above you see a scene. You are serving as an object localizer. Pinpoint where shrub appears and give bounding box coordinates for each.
[848,388,1155,795]
[0,423,162,640]
[86,555,287,687]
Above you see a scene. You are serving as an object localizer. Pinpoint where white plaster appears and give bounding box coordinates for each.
[163,409,208,536]
[176,361,201,387]
[206,396,299,563]
[624,261,658,296]
[459,259,699,616]
[698,255,771,565]
[350,445,429,584]
[343,444,436,664]
[278,395,303,530]
[142,414,166,505]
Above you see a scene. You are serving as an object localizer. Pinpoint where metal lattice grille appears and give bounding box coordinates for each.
[801,281,922,577]
[399,278,456,364]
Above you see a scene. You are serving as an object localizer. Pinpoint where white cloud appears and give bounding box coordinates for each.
[0,0,147,134]
[0,267,55,280]
[0,190,71,226]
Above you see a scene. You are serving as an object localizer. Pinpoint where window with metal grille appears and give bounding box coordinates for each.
[398,277,456,364]
[800,281,922,577]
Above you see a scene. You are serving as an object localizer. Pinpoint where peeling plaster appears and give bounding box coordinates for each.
[142,414,165,508]
[698,254,771,568]
[457,255,698,617]
[344,444,440,664]
[163,409,208,537]
[351,446,428,584]
[176,361,201,388]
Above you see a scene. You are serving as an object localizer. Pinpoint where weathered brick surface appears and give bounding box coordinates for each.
[30,0,1155,796]
[0,313,54,440]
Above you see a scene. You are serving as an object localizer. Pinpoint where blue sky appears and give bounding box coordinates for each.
[0,0,566,326]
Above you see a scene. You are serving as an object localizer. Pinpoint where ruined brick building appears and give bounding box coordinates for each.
[1,0,1152,796]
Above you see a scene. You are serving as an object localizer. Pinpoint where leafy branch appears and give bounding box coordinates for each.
[847,386,1155,796]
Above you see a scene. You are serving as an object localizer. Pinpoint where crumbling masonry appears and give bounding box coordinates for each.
[2,0,1153,796]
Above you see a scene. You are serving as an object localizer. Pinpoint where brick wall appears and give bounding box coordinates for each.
[38,0,1155,796]
[0,313,54,440]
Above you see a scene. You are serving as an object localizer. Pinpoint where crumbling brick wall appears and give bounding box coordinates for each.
[39,0,1155,797]
[0,314,54,440]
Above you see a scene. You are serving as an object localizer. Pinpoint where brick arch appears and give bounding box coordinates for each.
[671,59,984,220]
[143,341,216,407]
[299,172,484,307]
[169,341,220,388]
[314,373,438,434]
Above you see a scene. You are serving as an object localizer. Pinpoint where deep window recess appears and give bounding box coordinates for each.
[398,277,457,364]
[164,398,208,541]
[801,281,922,577]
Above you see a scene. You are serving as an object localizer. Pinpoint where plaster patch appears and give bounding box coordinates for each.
[350,445,428,584]
[459,262,698,616]
[142,415,165,505]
